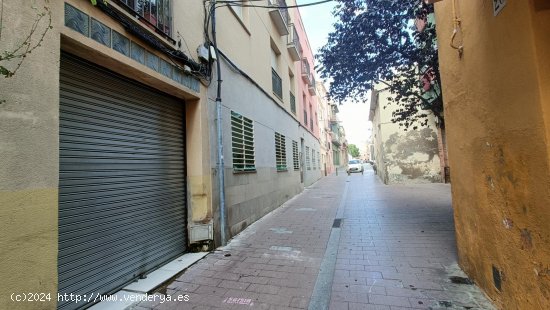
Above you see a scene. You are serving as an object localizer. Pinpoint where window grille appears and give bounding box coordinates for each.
[306,146,311,170]
[119,0,172,36]
[275,132,287,171]
[292,140,299,171]
[231,111,256,172]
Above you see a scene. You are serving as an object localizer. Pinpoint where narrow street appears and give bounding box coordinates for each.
[132,166,494,310]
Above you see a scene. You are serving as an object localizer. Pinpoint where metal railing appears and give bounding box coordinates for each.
[301,59,312,84]
[272,68,283,99]
[287,24,302,54]
[269,0,289,26]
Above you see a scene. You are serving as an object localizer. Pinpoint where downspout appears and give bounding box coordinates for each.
[211,1,226,245]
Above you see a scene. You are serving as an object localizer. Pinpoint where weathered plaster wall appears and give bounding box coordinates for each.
[370,88,442,185]
[382,127,441,184]
[435,0,550,308]
[0,1,62,309]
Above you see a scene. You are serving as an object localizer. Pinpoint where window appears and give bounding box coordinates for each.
[306,146,311,170]
[289,73,296,114]
[309,104,313,131]
[120,0,172,36]
[318,151,321,168]
[272,69,283,99]
[290,92,296,115]
[303,94,307,125]
[271,47,282,99]
[292,140,299,170]
[312,151,316,170]
[275,132,287,171]
[231,111,255,172]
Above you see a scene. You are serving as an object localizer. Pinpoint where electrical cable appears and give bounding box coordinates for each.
[214,0,333,8]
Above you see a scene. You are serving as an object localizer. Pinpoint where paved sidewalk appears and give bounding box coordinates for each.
[132,167,494,310]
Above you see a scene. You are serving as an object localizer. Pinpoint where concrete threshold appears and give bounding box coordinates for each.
[89,252,208,310]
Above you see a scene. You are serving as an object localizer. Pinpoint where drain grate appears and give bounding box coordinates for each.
[332,219,342,228]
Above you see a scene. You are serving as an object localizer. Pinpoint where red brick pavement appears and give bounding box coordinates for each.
[132,167,494,310]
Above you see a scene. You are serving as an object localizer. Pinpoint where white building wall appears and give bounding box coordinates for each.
[209,60,321,238]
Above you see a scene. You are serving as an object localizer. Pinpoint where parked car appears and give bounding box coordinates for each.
[347,159,364,175]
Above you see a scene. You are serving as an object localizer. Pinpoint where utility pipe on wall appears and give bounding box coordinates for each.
[211,1,226,245]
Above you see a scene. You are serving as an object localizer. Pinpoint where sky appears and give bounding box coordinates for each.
[296,0,372,149]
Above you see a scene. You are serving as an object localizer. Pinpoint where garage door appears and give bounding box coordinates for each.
[58,53,187,309]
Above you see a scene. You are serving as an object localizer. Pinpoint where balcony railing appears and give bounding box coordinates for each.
[272,68,283,99]
[301,59,312,84]
[116,0,173,38]
[287,24,302,62]
[308,75,316,95]
[268,0,290,36]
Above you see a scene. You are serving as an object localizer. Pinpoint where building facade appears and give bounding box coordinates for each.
[0,0,322,309]
[369,85,442,184]
[328,104,348,169]
[210,0,322,241]
[316,81,335,175]
[434,0,550,308]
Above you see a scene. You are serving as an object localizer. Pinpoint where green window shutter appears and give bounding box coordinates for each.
[232,111,256,172]
[292,140,299,171]
[275,132,287,171]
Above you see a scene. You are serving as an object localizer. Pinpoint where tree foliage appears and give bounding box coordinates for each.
[317,0,443,129]
[348,144,360,158]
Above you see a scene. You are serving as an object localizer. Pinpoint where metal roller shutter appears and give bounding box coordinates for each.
[58,53,187,309]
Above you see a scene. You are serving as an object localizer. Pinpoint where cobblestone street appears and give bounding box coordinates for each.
[133,166,494,310]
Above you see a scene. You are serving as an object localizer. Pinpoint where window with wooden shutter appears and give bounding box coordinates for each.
[275,132,287,171]
[231,111,256,172]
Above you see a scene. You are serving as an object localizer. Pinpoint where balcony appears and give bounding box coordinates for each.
[268,0,290,36]
[308,75,316,95]
[330,132,341,146]
[301,59,312,84]
[287,24,302,62]
[272,68,283,99]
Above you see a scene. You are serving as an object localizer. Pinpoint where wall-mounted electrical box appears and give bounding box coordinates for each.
[197,44,209,62]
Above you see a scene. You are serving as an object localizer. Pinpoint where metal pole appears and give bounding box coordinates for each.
[211,1,226,245]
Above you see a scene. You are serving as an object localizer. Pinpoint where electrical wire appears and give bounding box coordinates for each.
[213,0,334,9]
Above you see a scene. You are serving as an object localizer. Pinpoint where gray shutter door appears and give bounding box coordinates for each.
[58,53,187,309]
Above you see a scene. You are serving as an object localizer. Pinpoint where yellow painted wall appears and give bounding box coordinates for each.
[434,0,550,308]
[0,1,62,308]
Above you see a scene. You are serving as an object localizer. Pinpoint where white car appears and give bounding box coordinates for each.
[347,159,364,175]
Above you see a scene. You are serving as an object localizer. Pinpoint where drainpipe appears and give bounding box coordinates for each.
[211,1,226,245]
